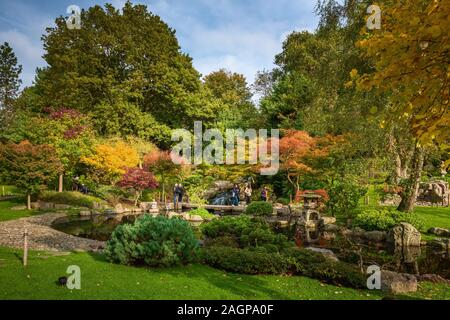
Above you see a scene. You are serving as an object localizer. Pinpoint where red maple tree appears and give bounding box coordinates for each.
[117,167,159,206]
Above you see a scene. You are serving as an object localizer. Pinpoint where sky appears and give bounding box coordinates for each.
[0,0,319,88]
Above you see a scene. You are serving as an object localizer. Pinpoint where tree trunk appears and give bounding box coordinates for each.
[387,133,409,184]
[58,174,63,193]
[27,194,31,210]
[397,145,424,213]
[134,191,141,207]
[162,182,166,206]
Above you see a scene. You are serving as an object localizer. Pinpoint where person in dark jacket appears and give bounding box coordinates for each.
[178,184,184,204]
[231,185,239,206]
[173,183,180,208]
[261,186,268,202]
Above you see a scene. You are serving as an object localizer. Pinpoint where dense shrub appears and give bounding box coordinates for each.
[240,228,288,250]
[201,216,258,239]
[276,198,290,205]
[38,191,106,209]
[353,209,425,231]
[326,181,367,218]
[389,211,425,232]
[188,208,216,219]
[282,248,366,288]
[353,209,396,231]
[205,235,240,248]
[105,215,199,267]
[201,246,365,288]
[201,246,292,275]
[244,201,274,216]
[201,216,289,250]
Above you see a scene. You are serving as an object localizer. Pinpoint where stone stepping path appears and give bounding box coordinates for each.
[0,213,105,252]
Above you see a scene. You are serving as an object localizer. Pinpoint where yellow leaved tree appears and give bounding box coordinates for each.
[356,0,449,212]
[81,139,139,184]
[356,0,449,158]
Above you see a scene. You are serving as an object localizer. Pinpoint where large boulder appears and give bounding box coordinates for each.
[324,224,340,232]
[79,210,91,217]
[381,270,417,295]
[189,215,204,223]
[92,201,106,210]
[364,230,387,243]
[416,180,449,206]
[202,180,233,200]
[167,212,181,219]
[55,204,71,210]
[139,201,159,212]
[319,216,336,227]
[38,201,54,210]
[387,223,421,247]
[428,238,450,253]
[114,203,125,214]
[305,247,339,262]
[417,274,450,285]
[428,227,450,237]
[30,202,40,209]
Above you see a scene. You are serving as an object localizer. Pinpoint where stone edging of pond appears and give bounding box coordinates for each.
[0,212,105,252]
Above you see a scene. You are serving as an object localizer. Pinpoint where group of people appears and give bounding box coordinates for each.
[230,184,269,206]
[172,181,269,208]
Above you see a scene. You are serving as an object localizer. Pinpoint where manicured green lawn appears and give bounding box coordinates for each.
[413,206,450,230]
[358,185,450,238]
[0,185,20,197]
[0,247,448,300]
[0,246,380,300]
[0,198,42,222]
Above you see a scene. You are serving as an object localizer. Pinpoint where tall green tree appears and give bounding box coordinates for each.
[0,42,22,124]
[34,1,218,135]
[204,69,259,130]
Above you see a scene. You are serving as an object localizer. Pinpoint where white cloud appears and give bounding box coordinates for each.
[0,30,45,87]
[0,0,320,89]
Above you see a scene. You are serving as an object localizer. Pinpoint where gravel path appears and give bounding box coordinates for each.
[0,213,105,252]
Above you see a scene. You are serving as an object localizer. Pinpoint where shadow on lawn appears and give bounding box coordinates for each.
[86,251,292,299]
[163,266,293,300]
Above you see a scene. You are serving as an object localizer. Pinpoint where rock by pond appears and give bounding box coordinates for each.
[305,247,339,262]
[387,223,421,247]
[428,227,450,237]
[295,224,450,279]
[381,270,417,295]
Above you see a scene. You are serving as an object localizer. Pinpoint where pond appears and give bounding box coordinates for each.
[52,212,204,241]
[52,214,450,279]
[52,214,138,241]
[295,226,450,279]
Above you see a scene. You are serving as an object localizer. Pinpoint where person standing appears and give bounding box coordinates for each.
[173,183,180,209]
[261,186,268,202]
[178,183,184,204]
[244,184,252,204]
[231,185,239,206]
[235,184,241,204]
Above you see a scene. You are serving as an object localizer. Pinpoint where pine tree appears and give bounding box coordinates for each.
[0,42,22,110]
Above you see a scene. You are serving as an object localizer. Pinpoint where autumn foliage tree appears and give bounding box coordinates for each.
[279,130,342,194]
[144,150,190,203]
[357,0,449,146]
[0,141,63,209]
[117,168,158,206]
[81,140,139,184]
[279,130,323,194]
[356,0,449,211]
